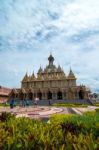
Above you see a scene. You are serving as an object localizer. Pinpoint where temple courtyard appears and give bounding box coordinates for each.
[0,105,98,121]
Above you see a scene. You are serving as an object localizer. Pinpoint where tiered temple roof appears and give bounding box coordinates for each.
[22,54,76,82]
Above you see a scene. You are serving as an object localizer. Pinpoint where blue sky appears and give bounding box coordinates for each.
[0,0,99,92]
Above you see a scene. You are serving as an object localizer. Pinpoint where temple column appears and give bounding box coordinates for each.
[84,92,87,99]
[23,93,26,100]
[36,92,38,98]
[62,92,67,100]
[52,92,57,100]
[26,93,29,99]
[42,92,45,100]
[75,92,79,100]
[32,93,34,100]
[33,93,36,99]
[45,92,48,100]
[18,93,20,100]
[14,94,17,100]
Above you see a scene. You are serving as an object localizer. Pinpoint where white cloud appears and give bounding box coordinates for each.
[0,0,99,92]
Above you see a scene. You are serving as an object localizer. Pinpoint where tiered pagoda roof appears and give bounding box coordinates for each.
[22,54,76,82]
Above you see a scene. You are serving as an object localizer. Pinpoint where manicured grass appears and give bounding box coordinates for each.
[53,103,88,107]
[95,103,99,107]
[0,103,10,107]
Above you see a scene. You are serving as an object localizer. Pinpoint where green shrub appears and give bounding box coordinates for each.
[0,112,15,122]
[95,103,99,107]
[0,112,99,150]
[95,108,99,113]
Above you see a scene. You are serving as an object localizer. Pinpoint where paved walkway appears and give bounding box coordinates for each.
[0,106,98,120]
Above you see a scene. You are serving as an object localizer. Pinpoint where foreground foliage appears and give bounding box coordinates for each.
[0,112,99,150]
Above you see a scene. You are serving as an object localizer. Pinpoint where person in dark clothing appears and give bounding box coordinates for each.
[22,100,26,107]
[10,99,14,109]
[49,100,51,106]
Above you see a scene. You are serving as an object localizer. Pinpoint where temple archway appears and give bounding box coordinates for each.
[57,91,62,100]
[48,91,52,99]
[37,92,42,100]
[79,90,84,99]
[19,92,24,100]
[28,92,33,100]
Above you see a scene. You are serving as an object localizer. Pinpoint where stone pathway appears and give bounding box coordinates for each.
[0,106,98,120]
[75,106,98,113]
[0,106,64,119]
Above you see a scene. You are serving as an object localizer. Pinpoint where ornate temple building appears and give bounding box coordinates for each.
[9,54,90,100]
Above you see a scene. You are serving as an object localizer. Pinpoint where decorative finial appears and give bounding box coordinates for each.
[48,53,54,66]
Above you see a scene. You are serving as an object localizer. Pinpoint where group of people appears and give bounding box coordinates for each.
[21,99,30,107]
[9,98,52,108]
[21,97,40,107]
[9,97,40,108]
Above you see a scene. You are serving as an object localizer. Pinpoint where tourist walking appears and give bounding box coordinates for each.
[49,99,51,106]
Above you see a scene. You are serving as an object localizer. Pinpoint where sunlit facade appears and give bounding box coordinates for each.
[10,54,89,100]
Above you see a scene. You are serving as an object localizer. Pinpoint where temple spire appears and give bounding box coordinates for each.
[68,67,76,79]
[32,71,35,78]
[48,53,54,66]
[38,65,43,74]
[22,72,28,82]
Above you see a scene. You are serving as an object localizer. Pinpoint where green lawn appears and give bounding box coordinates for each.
[0,103,10,107]
[53,103,88,107]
